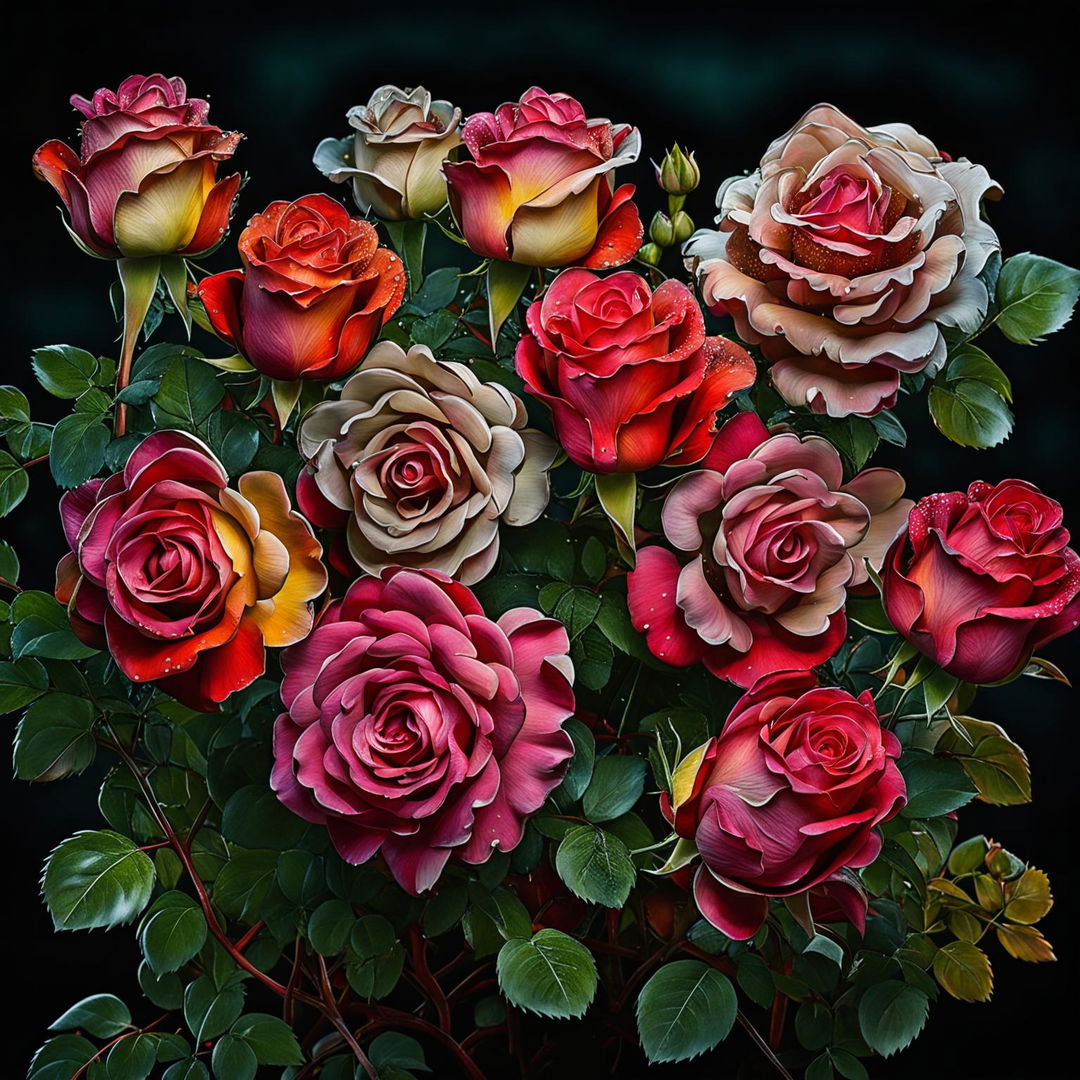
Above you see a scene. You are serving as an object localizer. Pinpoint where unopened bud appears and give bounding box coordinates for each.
[637,242,663,266]
[672,210,695,244]
[649,211,676,248]
[655,144,701,196]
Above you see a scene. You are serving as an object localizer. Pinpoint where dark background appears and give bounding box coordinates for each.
[4,4,1077,1076]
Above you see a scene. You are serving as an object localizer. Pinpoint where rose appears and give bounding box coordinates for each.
[297,340,555,584]
[628,412,911,686]
[54,431,326,711]
[197,194,406,381]
[271,567,575,893]
[515,269,756,474]
[685,104,1002,417]
[882,479,1080,684]
[443,86,642,267]
[665,670,905,939]
[314,84,462,221]
[32,73,241,259]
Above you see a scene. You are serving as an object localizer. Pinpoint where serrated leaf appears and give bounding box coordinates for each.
[582,755,646,823]
[32,345,99,398]
[140,891,208,975]
[857,980,928,1057]
[50,994,131,1038]
[14,692,97,781]
[555,826,635,908]
[0,449,29,514]
[43,830,155,930]
[183,975,244,1041]
[928,379,1013,449]
[935,715,1031,805]
[636,959,736,1064]
[995,252,1080,344]
[945,343,1012,401]
[230,1014,304,1066]
[29,1034,97,1080]
[932,940,993,1002]
[211,1034,257,1080]
[496,929,597,1019]
[104,1032,157,1079]
[898,752,977,818]
[996,924,1056,962]
[49,411,110,487]
[152,357,224,429]
[1003,867,1053,924]
[558,718,595,802]
[0,657,49,714]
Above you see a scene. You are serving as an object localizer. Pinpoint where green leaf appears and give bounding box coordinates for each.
[221,785,307,850]
[213,850,277,922]
[231,1014,304,1066]
[804,933,845,967]
[14,692,97,781]
[411,310,459,350]
[347,915,405,999]
[857,980,929,1057]
[594,471,636,565]
[869,409,907,447]
[43,830,156,930]
[995,252,1080,344]
[486,260,531,345]
[944,343,1012,402]
[152,357,225,429]
[29,1034,97,1080]
[140,891,208,975]
[928,379,1012,449]
[0,538,19,581]
[422,883,468,938]
[11,590,98,659]
[795,1000,833,1051]
[496,929,598,1019]
[163,1061,209,1080]
[468,884,533,941]
[571,626,615,691]
[308,898,355,956]
[935,715,1031,805]
[206,411,260,475]
[0,449,29,514]
[557,718,595,802]
[932,940,993,1002]
[411,266,461,313]
[829,416,879,473]
[0,384,30,421]
[211,1034,257,1080]
[104,1032,157,1079]
[50,994,132,1038]
[32,345,100,398]
[139,961,184,1010]
[552,587,602,640]
[368,1031,430,1073]
[846,594,895,635]
[899,752,977,818]
[0,657,49,714]
[555,825,635,907]
[183,975,245,1041]
[636,959,737,1064]
[50,411,111,487]
[582,755,646,823]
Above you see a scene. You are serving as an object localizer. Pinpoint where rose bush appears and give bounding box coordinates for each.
[628,412,911,685]
[271,567,575,893]
[197,193,406,380]
[32,73,241,259]
[665,670,905,939]
[314,84,462,220]
[297,341,555,583]
[882,479,1080,683]
[54,431,326,710]
[685,103,1002,417]
[515,269,755,473]
[444,86,642,267]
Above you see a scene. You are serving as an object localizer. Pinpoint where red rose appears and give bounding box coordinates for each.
[515,269,755,474]
[666,671,905,939]
[882,479,1080,683]
[55,432,326,710]
[33,74,241,259]
[197,194,406,381]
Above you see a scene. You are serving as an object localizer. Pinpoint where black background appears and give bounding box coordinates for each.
[4,4,1077,1077]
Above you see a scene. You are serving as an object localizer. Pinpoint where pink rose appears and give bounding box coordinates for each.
[443,87,642,267]
[271,568,575,893]
[628,412,911,686]
[665,671,905,939]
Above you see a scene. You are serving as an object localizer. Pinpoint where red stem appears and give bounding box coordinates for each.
[71,1016,166,1080]
[409,927,453,1032]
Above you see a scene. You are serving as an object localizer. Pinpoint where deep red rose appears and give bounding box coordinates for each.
[33,74,241,259]
[515,269,756,474]
[667,670,905,939]
[198,194,406,380]
[882,479,1080,683]
[55,432,326,710]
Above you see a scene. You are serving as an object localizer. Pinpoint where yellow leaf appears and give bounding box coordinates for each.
[1003,867,1053,925]
[996,924,1056,963]
[933,940,993,1002]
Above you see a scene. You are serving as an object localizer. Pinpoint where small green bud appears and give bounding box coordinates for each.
[671,210,695,244]
[655,144,701,196]
[649,211,676,248]
[637,242,663,266]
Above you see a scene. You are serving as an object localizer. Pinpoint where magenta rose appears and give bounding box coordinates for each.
[271,568,575,893]
[627,411,912,686]
[515,269,756,474]
[882,479,1080,684]
[665,670,905,939]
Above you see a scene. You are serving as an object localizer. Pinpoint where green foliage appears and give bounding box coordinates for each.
[582,755,646,822]
[49,994,132,1038]
[496,929,598,1019]
[994,252,1080,344]
[555,825,636,907]
[635,960,737,1063]
[140,891,208,975]
[857,981,929,1057]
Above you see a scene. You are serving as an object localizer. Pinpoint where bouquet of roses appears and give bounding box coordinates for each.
[4,74,1078,1080]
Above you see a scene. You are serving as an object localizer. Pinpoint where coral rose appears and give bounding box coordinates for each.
[515,269,756,474]
[297,341,556,584]
[271,568,575,893]
[443,87,642,267]
[665,670,905,939]
[882,480,1080,683]
[685,104,1002,417]
[627,412,911,686]
[33,73,241,259]
[197,194,406,381]
[314,84,462,221]
[54,432,326,711]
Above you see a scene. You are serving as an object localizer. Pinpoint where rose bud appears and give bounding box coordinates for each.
[655,144,701,196]
[650,211,676,248]
[882,479,1080,684]
[197,194,406,381]
[667,671,905,939]
[33,74,241,259]
[444,87,642,268]
[637,242,662,266]
[314,84,462,221]
[515,269,755,475]
[672,210,695,244]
